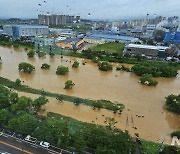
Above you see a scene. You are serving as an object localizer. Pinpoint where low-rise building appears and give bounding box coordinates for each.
[3,25,49,39]
[123,44,171,57]
[56,38,84,49]
[49,28,76,38]
[84,31,139,44]
[34,36,56,46]
[144,24,156,38]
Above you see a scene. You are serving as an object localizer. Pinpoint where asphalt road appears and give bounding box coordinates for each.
[0,141,25,154]
[0,131,72,154]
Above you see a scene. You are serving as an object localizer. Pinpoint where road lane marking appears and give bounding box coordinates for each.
[2,134,8,138]
[48,151,56,154]
[31,145,37,148]
[0,140,33,154]
[16,139,22,143]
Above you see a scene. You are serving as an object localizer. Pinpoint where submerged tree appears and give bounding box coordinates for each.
[27,50,35,58]
[140,74,158,86]
[18,62,35,73]
[56,66,69,75]
[98,62,113,71]
[41,63,50,69]
[72,61,80,68]
[64,80,75,89]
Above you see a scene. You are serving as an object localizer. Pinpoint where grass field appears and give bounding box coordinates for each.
[91,42,125,54]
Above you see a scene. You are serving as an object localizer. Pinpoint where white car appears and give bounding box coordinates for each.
[24,135,31,141]
[40,141,50,148]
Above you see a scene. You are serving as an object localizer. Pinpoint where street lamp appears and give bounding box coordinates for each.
[37,43,40,52]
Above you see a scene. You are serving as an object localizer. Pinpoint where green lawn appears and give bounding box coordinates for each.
[141,140,160,154]
[91,42,125,55]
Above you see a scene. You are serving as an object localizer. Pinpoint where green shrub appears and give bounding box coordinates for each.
[140,74,158,86]
[15,79,21,86]
[27,50,35,57]
[18,62,35,73]
[13,44,20,48]
[56,66,69,75]
[92,56,100,63]
[64,80,75,89]
[98,62,113,71]
[41,63,50,69]
[72,61,79,68]
[38,51,46,57]
[165,94,180,114]
[171,131,180,139]
[159,145,180,154]
[116,65,131,72]
[132,62,178,77]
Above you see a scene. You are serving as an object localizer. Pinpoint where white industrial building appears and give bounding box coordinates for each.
[123,44,170,57]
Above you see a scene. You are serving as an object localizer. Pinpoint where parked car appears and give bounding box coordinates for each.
[3,129,14,136]
[24,135,37,143]
[40,141,50,148]
[0,152,10,154]
[15,134,24,140]
[24,135,31,141]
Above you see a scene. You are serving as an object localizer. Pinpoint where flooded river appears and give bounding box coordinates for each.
[0,46,180,144]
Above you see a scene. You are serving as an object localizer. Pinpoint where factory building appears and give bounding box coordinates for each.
[3,25,49,39]
[84,31,139,44]
[123,44,171,57]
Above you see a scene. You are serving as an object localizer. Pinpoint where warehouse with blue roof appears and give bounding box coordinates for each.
[84,30,139,44]
[164,32,180,44]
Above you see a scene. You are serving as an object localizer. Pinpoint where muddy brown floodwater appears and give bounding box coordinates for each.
[0,46,180,144]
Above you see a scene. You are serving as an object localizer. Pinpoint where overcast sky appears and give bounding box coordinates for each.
[0,0,180,20]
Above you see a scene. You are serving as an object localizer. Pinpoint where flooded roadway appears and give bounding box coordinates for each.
[0,46,180,144]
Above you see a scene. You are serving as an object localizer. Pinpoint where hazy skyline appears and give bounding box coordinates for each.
[0,0,180,20]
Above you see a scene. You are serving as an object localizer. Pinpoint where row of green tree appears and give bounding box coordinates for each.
[0,35,34,49]
[132,62,178,77]
[18,61,79,74]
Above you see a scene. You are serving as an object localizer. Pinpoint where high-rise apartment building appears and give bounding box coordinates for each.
[38,14,80,26]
